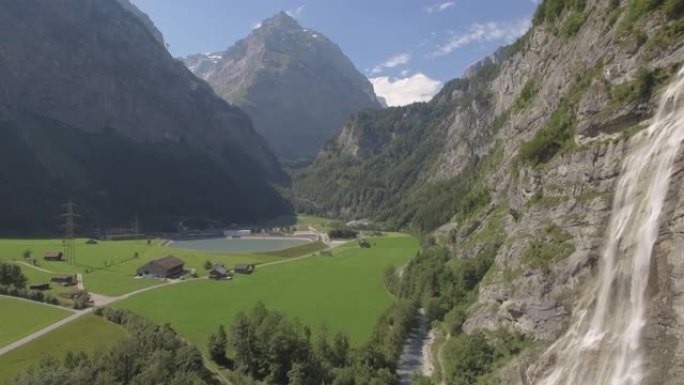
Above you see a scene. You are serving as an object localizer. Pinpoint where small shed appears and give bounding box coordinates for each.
[44,251,63,261]
[51,275,76,286]
[137,255,185,279]
[234,264,255,274]
[29,283,50,291]
[209,264,232,280]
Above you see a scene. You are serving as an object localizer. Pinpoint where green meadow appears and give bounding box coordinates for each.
[116,234,418,352]
[0,297,71,349]
[0,314,126,384]
[0,238,312,296]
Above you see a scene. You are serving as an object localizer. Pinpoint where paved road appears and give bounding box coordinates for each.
[13,261,54,274]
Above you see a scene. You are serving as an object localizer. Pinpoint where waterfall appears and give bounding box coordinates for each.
[533,67,684,385]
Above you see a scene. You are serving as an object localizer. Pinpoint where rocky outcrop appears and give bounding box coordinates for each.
[183,12,382,161]
[463,47,506,79]
[115,0,165,47]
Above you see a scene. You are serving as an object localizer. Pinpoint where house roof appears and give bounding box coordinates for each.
[235,264,254,270]
[152,255,184,271]
[44,251,62,257]
[211,264,228,275]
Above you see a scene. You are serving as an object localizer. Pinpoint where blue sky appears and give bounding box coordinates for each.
[131,0,540,106]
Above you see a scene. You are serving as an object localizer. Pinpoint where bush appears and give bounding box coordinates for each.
[519,103,574,164]
[561,11,589,38]
[664,0,684,17]
[0,262,27,288]
[512,80,538,112]
[521,224,575,273]
[624,0,664,25]
[533,0,587,25]
[611,66,671,106]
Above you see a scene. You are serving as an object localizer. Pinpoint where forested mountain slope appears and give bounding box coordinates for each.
[0,0,291,234]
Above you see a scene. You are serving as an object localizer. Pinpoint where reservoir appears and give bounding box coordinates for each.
[168,237,310,253]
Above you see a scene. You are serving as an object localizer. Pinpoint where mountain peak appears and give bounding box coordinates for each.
[260,11,301,31]
[182,12,382,161]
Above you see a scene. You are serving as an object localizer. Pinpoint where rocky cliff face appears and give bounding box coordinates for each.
[115,0,165,47]
[0,0,291,234]
[183,12,383,161]
[295,0,684,382]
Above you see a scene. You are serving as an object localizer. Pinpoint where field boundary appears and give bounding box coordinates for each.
[0,294,76,313]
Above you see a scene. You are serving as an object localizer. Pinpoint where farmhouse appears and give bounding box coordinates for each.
[209,264,232,280]
[29,283,50,291]
[43,251,63,261]
[51,275,76,286]
[137,255,185,279]
[235,264,255,274]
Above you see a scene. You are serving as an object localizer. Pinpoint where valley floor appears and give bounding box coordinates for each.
[0,231,418,383]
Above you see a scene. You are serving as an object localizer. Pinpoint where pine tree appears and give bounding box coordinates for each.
[208,325,227,363]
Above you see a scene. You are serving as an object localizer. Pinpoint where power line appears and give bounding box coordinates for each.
[59,201,80,265]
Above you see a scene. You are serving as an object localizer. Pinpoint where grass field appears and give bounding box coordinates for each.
[295,215,338,232]
[0,314,126,383]
[0,238,317,296]
[0,297,71,349]
[116,234,418,352]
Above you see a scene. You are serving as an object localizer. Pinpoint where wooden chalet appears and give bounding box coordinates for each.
[234,264,255,274]
[137,255,185,279]
[209,264,232,280]
[43,251,63,261]
[51,275,76,286]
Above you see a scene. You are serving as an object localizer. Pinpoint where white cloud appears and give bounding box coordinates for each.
[370,73,442,107]
[426,1,456,14]
[400,69,411,77]
[371,53,411,74]
[252,22,262,30]
[286,5,305,18]
[432,19,531,57]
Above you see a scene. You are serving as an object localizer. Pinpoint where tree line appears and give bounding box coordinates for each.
[0,261,60,306]
[208,301,417,385]
[10,308,216,385]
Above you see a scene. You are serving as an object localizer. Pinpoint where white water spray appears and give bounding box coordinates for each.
[533,67,684,385]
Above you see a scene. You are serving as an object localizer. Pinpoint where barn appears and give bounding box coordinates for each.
[137,255,185,279]
[235,264,255,274]
[43,251,63,261]
[209,264,232,280]
[51,275,76,286]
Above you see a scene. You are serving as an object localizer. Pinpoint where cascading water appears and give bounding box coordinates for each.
[532,67,684,385]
